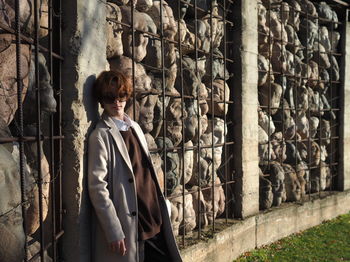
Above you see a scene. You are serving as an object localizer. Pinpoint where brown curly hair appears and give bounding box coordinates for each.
[93,70,133,105]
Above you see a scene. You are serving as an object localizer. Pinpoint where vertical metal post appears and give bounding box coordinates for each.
[15,0,28,260]
[34,0,45,259]
[48,0,57,259]
[176,0,186,246]
[209,0,215,234]
[223,0,228,223]
[193,0,202,240]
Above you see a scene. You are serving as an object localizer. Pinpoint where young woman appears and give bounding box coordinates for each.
[88,70,182,262]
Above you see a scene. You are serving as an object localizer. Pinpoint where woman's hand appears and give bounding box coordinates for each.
[109,239,127,256]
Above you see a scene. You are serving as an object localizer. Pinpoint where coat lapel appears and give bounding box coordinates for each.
[101,112,133,173]
[130,124,151,159]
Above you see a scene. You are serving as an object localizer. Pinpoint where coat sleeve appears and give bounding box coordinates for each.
[88,133,125,242]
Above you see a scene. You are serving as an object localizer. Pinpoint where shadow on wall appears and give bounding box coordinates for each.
[81,73,101,262]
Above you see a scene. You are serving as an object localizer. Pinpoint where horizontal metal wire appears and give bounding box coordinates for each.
[149,141,235,153]
[166,180,236,200]
[106,18,234,64]
[0,135,64,144]
[27,230,64,262]
[0,22,64,61]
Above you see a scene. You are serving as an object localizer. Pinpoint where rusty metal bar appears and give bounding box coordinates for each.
[14,0,28,259]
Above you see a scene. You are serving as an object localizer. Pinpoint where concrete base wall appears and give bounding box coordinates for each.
[181,191,350,262]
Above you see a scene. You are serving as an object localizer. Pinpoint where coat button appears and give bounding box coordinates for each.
[128,178,134,183]
[132,211,137,216]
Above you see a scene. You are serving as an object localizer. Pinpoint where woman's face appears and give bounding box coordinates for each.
[103,98,127,118]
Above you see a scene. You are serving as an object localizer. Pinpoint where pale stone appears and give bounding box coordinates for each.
[286,0,301,31]
[24,52,57,125]
[106,3,123,59]
[155,137,180,195]
[282,164,301,202]
[266,10,288,45]
[202,177,225,225]
[308,61,319,88]
[168,0,190,20]
[138,93,158,133]
[296,85,309,113]
[0,34,30,125]
[11,134,51,235]
[312,42,331,69]
[120,6,157,62]
[207,79,230,117]
[330,55,340,81]
[145,0,177,92]
[330,32,340,51]
[271,42,287,73]
[183,141,194,185]
[0,145,25,262]
[272,99,296,140]
[258,3,270,46]
[258,126,272,163]
[317,1,339,28]
[165,98,183,146]
[296,161,308,197]
[109,56,152,92]
[169,187,183,236]
[310,141,321,166]
[206,118,227,170]
[267,161,285,207]
[320,119,331,145]
[258,54,274,87]
[136,0,153,12]
[191,185,208,228]
[285,141,302,165]
[299,19,318,53]
[259,168,273,210]
[189,133,214,187]
[271,132,286,163]
[184,100,199,143]
[144,133,164,193]
[258,82,282,115]
[318,26,331,51]
[308,88,324,117]
[175,19,195,54]
[299,0,317,16]
[179,188,196,235]
[296,112,309,139]
[203,49,229,83]
[310,161,331,192]
[309,117,319,138]
[258,109,275,136]
[146,0,177,40]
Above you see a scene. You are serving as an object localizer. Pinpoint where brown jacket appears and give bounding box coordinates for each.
[88,112,182,262]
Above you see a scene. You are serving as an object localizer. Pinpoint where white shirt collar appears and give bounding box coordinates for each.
[112,114,133,131]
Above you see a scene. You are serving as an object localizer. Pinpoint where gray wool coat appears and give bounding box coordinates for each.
[88,112,182,262]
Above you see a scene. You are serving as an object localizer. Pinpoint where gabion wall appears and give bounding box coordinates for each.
[0,0,63,261]
[258,0,343,210]
[105,0,235,245]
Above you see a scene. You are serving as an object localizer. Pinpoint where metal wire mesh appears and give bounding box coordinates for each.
[257,0,345,211]
[106,0,236,248]
[0,0,63,261]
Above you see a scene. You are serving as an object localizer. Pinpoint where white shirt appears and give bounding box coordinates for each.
[112,114,132,131]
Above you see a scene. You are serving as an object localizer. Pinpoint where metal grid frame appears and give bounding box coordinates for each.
[106,0,236,248]
[0,0,63,261]
[258,0,346,210]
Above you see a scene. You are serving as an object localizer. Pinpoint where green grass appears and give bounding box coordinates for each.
[234,213,350,262]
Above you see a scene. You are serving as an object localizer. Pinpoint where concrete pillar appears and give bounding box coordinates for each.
[339,13,350,191]
[230,0,259,218]
[60,1,107,261]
